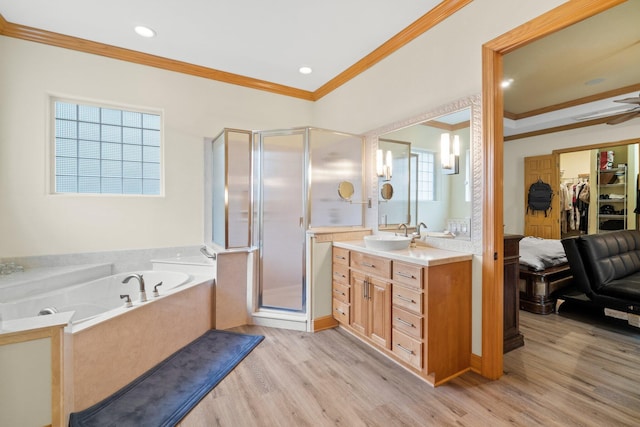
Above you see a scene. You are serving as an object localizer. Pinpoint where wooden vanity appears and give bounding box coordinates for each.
[331,241,472,386]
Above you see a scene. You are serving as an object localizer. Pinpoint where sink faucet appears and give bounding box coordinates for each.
[397,223,408,237]
[122,273,147,302]
[414,222,428,238]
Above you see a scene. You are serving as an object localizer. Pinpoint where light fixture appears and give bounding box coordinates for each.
[134,26,156,38]
[440,133,460,175]
[501,78,514,88]
[299,66,313,75]
[376,149,393,181]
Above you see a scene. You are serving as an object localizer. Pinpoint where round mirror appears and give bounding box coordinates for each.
[380,183,394,200]
[337,181,355,201]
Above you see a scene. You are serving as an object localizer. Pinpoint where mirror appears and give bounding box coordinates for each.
[380,183,394,200]
[377,139,410,227]
[337,181,355,201]
[366,95,481,250]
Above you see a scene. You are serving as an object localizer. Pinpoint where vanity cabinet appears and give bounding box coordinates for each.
[350,253,392,349]
[332,247,351,325]
[332,244,471,386]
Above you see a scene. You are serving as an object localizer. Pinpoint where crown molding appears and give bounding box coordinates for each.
[312,0,472,100]
[0,17,315,101]
[0,0,470,102]
[506,83,640,120]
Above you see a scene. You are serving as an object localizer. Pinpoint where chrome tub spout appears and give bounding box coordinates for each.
[122,273,147,302]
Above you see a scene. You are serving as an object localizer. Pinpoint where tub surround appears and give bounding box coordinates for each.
[72,274,214,411]
[151,255,216,276]
[153,248,249,331]
[0,263,111,303]
[4,245,203,275]
[0,310,73,335]
[0,255,216,425]
[0,313,72,427]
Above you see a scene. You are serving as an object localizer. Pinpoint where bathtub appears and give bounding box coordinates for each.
[0,256,217,422]
[0,270,191,327]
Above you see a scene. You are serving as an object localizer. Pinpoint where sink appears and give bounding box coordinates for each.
[363,235,412,251]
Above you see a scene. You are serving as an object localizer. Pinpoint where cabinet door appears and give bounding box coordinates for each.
[350,271,368,336]
[368,277,391,349]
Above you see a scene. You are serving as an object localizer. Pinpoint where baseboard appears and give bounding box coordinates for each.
[313,315,338,332]
[470,353,482,374]
[250,311,308,332]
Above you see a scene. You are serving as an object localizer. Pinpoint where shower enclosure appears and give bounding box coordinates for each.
[207,126,364,326]
[253,128,364,316]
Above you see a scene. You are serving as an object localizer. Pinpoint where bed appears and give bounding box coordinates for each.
[518,236,574,314]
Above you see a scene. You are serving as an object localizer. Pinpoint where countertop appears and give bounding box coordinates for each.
[333,240,473,267]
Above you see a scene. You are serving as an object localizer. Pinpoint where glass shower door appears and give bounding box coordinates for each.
[258,131,306,312]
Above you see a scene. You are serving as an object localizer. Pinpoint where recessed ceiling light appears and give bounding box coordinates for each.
[299,66,313,75]
[501,78,514,88]
[134,26,156,38]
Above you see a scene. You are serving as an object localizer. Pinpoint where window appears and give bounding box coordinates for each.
[415,149,435,201]
[53,99,162,195]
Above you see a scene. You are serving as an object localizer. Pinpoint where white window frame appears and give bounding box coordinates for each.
[414,149,435,202]
[50,96,164,196]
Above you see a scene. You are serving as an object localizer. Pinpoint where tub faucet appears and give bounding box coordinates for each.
[200,246,216,260]
[122,274,147,303]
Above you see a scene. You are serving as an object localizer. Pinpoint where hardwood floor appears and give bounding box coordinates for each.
[178,305,640,426]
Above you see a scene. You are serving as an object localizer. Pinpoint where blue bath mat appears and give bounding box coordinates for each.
[69,329,264,427]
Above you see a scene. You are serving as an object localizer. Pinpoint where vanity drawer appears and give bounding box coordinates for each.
[393,261,422,289]
[350,251,391,279]
[332,263,349,285]
[392,307,423,339]
[332,281,350,303]
[393,285,423,314]
[392,329,423,370]
[333,247,350,266]
[333,299,350,325]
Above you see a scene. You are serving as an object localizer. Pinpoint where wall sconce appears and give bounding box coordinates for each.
[376,149,393,181]
[440,133,460,175]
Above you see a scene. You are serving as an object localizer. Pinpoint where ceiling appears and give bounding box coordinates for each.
[0,1,638,137]
[0,0,442,92]
[503,1,640,138]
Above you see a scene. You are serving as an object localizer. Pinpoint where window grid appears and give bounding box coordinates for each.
[415,150,435,201]
[54,101,161,195]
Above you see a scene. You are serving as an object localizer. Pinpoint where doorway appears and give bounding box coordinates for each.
[482,0,626,380]
[559,142,639,238]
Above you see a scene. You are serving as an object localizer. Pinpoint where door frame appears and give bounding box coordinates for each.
[481,0,625,379]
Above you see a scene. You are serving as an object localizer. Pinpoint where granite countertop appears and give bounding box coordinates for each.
[333,240,472,267]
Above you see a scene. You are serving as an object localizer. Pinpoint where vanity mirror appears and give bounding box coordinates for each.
[380,183,394,200]
[366,94,482,251]
[337,181,355,201]
[377,139,410,227]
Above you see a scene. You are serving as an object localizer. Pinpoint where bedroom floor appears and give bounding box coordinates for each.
[178,308,640,426]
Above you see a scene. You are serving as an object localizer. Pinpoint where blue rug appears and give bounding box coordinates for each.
[69,330,264,427]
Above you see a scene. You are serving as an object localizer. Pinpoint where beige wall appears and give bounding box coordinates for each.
[0,0,575,357]
[0,1,569,258]
[0,37,313,257]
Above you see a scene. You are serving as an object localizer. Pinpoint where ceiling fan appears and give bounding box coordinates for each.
[607,93,640,125]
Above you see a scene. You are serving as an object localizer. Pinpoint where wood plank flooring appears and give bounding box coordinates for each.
[178,303,640,426]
